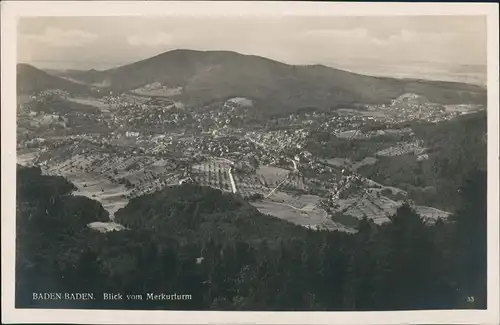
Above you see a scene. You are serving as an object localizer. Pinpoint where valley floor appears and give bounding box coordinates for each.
[17,145,451,233]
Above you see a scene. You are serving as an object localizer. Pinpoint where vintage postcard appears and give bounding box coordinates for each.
[1,1,499,324]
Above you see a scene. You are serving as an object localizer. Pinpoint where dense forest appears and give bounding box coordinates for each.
[16,163,486,310]
[358,111,486,211]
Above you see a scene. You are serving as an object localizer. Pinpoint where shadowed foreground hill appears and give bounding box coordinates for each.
[114,184,311,242]
[16,165,486,311]
[57,50,487,113]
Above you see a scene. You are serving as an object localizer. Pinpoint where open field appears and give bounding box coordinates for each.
[352,157,378,171]
[252,198,333,229]
[17,151,39,165]
[249,190,356,231]
[252,202,354,233]
[414,205,451,220]
[327,157,352,167]
[43,161,130,219]
[18,145,187,219]
[444,104,484,113]
[233,172,269,197]
[265,191,321,208]
[256,166,290,186]
[66,97,110,110]
[87,221,127,233]
[18,141,451,232]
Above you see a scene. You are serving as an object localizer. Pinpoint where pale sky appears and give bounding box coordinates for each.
[17,16,487,71]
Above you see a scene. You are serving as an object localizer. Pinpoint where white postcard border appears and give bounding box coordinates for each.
[1,2,499,324]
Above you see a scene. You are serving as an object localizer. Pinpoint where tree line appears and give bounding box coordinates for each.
[15,164,486,310]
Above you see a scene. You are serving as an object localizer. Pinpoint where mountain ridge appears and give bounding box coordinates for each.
[18,50,487,112]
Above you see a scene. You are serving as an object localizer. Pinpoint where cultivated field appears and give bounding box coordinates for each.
[65,170,129,218]
[19,144,186,220]
[335,193,398,224]
[191,161,295,198]
[191,160,234,193]
[18,142,450,232]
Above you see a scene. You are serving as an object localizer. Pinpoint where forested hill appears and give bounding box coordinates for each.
[358,111,487,211]
[114,184,312,243]
[16,165,486,311]
[52,50,486,112]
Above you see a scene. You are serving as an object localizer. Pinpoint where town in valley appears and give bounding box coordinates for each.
[16,55,485,233]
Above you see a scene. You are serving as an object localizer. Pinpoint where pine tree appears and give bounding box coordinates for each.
[449,170,487,308]
[378,203,434,309]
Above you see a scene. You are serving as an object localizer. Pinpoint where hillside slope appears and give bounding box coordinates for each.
[17,64,91,95]
[57,50,487,112]
[358,111,487,211]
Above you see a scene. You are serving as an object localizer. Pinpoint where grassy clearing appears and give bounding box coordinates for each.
[256,165,290,187]
[251,198,333,229]
[414,205,451,220]
[326,157,352,167]
[249,190,345,230]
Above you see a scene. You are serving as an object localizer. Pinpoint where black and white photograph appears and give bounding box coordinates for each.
[2,2,499,324]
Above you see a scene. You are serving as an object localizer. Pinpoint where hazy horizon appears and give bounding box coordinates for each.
[18,16,487,85]
[20,48,487,87]
[20,48,488,70]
